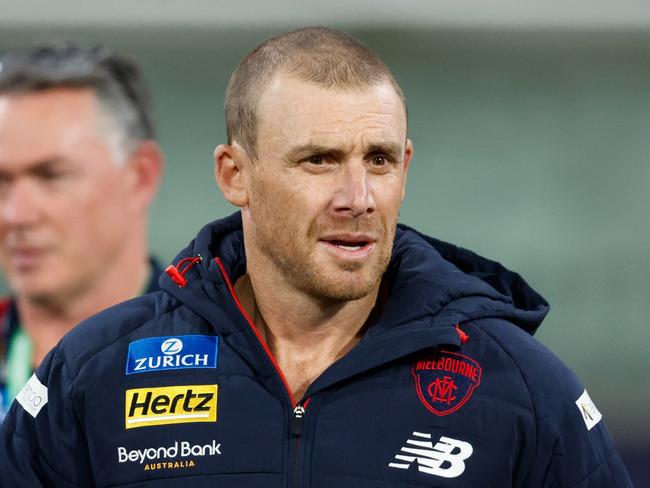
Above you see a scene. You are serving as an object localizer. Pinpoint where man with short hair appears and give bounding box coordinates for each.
[0,45,164,420]
[0,28,631,486]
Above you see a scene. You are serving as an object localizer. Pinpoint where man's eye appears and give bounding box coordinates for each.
[307,155,324,165]
[36,169,67,182]
[371,155,389,166]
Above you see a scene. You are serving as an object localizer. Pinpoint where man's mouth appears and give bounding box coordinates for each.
[7,246,48,269]
[319,234,377,258]
[328,239,370,251]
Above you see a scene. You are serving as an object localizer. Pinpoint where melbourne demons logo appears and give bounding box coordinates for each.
[412,351,482,416]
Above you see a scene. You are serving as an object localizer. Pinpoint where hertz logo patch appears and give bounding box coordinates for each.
[125,385,217,429]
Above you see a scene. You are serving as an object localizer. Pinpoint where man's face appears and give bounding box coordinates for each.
[243,74,412,301]
[0,88,138,303]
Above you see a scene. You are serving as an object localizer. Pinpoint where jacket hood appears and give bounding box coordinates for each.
[160,212,549,341]
[386,224,549,336]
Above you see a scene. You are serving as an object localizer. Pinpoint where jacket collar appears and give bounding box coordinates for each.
[160,212,549,397]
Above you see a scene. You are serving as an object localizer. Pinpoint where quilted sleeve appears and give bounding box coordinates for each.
[0,347,94,487]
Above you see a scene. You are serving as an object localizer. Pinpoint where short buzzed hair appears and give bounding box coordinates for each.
[225,26,406,159]
[0,43,155,163]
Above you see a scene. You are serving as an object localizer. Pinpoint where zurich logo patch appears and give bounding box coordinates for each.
[412,351,481,416]
[126,335,218,375]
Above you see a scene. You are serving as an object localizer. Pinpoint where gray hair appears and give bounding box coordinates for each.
[225,26,407,160]
[0,43,155,163]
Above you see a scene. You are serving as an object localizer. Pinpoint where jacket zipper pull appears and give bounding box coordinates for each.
[291,403,306,437]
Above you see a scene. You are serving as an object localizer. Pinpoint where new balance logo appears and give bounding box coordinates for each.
[388,432,473,478]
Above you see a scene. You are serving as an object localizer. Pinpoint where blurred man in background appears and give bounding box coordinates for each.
[0,44,164,419]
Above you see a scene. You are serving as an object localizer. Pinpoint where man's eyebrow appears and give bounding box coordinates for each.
[283,142,405,164]
[284,144,346,162]
[29,158,69,169]
[0,158,70,179]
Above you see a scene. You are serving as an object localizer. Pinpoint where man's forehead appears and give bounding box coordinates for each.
[0,88,119,168]
[0,87,101,126]
[256,73,407,144]
[284,124,406,150]
[258,72,405,115]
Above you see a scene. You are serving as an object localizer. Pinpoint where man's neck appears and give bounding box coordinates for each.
[16,255,151,368]
[234,271,379,402]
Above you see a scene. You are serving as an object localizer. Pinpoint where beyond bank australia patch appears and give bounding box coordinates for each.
[125,335,218,375]
[412,351,482,416]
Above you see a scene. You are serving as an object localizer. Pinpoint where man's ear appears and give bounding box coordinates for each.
[214,142,250,207]
[125,140,164,211]
[401,138,413,201]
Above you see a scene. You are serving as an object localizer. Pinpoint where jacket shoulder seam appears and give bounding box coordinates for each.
[62,294,183,382]
[468,320,552,433]
[469,321,537,408]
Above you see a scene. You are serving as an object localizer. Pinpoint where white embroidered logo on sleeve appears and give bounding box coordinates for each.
[575,389,602,430]
[16,373,48,418]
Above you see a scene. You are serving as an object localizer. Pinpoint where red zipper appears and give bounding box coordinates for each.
[215,257,297,408]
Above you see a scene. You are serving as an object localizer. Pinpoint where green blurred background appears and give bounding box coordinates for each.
[1,4,648,483]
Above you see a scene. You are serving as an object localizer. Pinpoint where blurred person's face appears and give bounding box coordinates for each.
[221,74,412,301]
[0,87,143,304]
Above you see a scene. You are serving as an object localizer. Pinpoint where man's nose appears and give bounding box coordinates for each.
[332,162,376,218]
[0,179,42,225]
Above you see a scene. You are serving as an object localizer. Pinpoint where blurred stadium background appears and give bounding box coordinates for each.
[1,1,648,484]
